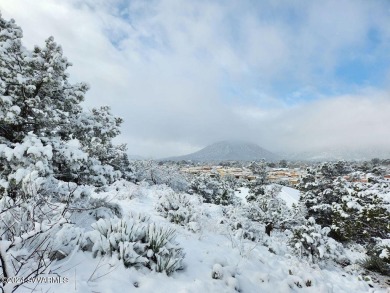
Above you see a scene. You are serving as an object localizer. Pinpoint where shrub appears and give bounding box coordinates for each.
[330,189,390,243]
[190,173,235,205]
[0,194,72,291]
[246,185,293,229]
[359,240,390,275]
[148,224,185,275]
[359,255,390,275]
[222,205,264,242]
[289,217,344,264]
[85,214,185,275]
[156,191,201,227]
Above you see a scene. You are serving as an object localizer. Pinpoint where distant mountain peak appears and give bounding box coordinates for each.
[163,141,278,162]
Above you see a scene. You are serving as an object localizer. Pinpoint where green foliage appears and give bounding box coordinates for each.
[190,173,234,205]
[247,161,268,185]
[298,162,390,246]
[330,190,390,242]
[289,217,344,264]
[359,255,390,275]
[247,184,290,226]
[148,224,185,275]
[0,14,129,197]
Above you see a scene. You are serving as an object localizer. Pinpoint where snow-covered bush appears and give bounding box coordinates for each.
[359,255,390,275]
[156,191,201,229]
[148,224,185,274]
[0,194,71,292]
[222,205,264,242]
[359,239,390,275]
[102,179,139,200]
[245,177,267,202]
[247,161,268,185]
[298,176,347,228]
[51,224,85,259]
[70,196,122,218]
[247,185,293,228]
[298,166,390,244]
[68,197,123,233]
[330,187,390,243]
[85,215,185,275]
[375,242,390,264]
[211,263,240,291]
[289,217,345,264]
[129,160,189,192]
[190,173,235,205]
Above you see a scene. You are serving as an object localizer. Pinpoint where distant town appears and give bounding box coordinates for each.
[181,164,390,186]
[181,165,302,185]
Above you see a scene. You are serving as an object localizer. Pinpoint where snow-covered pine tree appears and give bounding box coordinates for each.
[247,160,268,185]
[246,184,291,228]
[245,177,266,201]
[298,162,390,245]
[330,183,390,243]
[289,217,344,264]
[297,163,350,228]
[189,173,234,205]
[0,14,131,289]
[0,14,128,198]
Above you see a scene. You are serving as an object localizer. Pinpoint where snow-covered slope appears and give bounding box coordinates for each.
[235,187,249,204]
[165,141,278,162]
[28,182,386,293]
[235,186,300,208]
[278,186,300,208]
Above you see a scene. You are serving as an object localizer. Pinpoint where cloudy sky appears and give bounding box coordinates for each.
[1,0,390,158]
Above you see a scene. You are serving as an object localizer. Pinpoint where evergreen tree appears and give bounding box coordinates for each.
[298,162,390,244]
[190,173,234,205]
[0,14,129,198]
[0,14,131,287]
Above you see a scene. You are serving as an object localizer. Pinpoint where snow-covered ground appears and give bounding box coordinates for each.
[25,182,387,293]
[235,186,300,208]
[235,187,249,204]
[278,186,300,208]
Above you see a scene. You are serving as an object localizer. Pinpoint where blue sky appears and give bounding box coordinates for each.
[1,0,390,157]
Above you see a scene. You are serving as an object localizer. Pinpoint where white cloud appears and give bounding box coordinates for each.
[243,89,390,153]
[1,0,389,157]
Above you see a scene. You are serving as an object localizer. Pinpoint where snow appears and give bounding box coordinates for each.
[379,249,388,259]
[21,182,386,293]
[167,141,277,162]
[9,105,21,114]
[379,192,390,204]
[278,186,300,208]
[234,187,249,203]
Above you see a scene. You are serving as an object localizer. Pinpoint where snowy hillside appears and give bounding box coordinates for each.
[235,186,300,208]
[26,181,385,293]
[165,141,278,162]
[278,186,300,208]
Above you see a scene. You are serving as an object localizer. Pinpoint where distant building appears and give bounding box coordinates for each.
[267,168,303,185]
[181,165,304,184]
[181,166,256,180]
